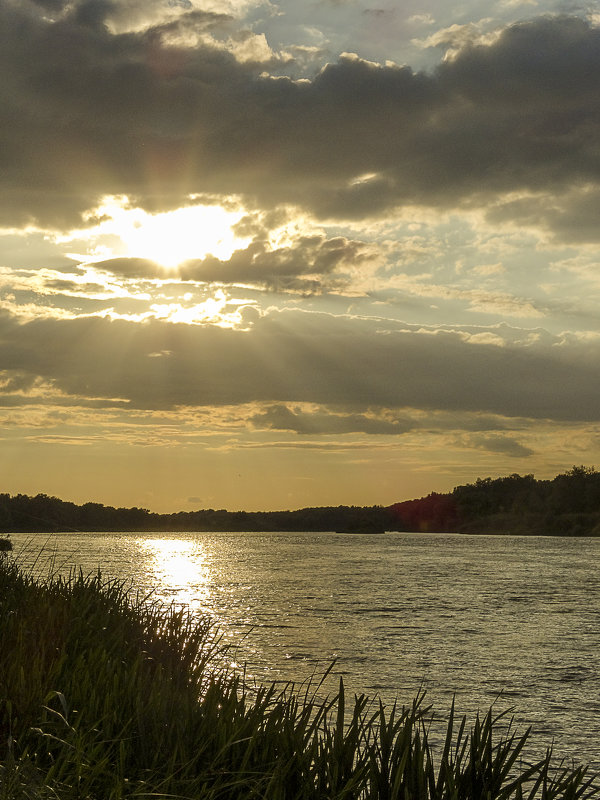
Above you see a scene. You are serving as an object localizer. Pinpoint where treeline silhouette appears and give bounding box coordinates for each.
[2,466,600,535]
[390,465,600,536]
[0,493,391,534]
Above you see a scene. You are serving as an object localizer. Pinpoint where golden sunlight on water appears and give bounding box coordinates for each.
[140,538,212,609]
[9,531,600,769]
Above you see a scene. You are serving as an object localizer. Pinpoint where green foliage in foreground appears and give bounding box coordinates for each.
[0,557,598,800]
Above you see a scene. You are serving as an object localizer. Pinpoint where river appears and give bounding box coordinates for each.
[6,531,600,769]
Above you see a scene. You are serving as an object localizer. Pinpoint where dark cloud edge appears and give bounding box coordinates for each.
[1,9,599,239]
[0,308,599,423]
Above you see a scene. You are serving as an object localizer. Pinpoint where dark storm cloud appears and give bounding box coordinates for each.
[1,308,600,422]
[1,5,599,232]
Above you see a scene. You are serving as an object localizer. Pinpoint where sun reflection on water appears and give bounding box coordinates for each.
[141,537,212,611]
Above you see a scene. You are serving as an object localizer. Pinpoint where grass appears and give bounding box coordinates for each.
[0,555,598,799]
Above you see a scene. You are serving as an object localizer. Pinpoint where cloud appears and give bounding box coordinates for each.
[29,0,66,10]
[414,21,498,57]
[1,7,599,238]
[463,433,535,457]
[485,185,600,243]
[179,234,374,289]
[1,307,600,422]
[91,234,377,292]
[250,403,413,434]
[498,0,538,7]
[93,258,166,280]
[383,276,545,318]
[407,13,436,26]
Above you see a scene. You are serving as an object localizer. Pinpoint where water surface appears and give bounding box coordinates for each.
[8,531,600,767]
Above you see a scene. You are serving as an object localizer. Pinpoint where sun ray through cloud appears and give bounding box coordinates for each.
[0,0,600,511]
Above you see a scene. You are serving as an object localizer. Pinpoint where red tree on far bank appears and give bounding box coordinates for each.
[388,492,458,532]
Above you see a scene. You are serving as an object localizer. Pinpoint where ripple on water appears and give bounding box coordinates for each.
[8,531,600,769]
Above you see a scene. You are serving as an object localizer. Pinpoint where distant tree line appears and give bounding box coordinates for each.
[0,493,391,534]
[2,466,600,535]
[390,466,600,536]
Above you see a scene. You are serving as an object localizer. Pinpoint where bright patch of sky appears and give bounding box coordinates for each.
[60,196,251,268]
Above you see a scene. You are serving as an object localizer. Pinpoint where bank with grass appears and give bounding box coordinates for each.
[0,556,598,799]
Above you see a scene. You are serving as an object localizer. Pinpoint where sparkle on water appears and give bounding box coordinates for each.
[9,531,600,769]
[141,537,212,607]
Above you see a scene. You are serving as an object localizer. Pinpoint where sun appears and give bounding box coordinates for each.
[73,196,251,269]
[120,204,249,268]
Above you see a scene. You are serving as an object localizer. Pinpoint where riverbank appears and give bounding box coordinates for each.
[5,468,600,536]
[455,511,600,536]
[0,557,598,799]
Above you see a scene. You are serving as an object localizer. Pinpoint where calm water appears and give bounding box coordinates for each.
[7,531,600,768]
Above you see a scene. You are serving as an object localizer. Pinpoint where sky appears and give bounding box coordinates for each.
[1,0,600,513]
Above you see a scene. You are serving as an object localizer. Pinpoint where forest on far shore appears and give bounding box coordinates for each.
[2,466,600,536]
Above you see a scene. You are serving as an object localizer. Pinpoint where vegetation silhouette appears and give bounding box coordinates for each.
[2,466,600,535]
[1,559,597,798]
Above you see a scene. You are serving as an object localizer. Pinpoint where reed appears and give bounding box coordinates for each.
[0,556,597,799]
